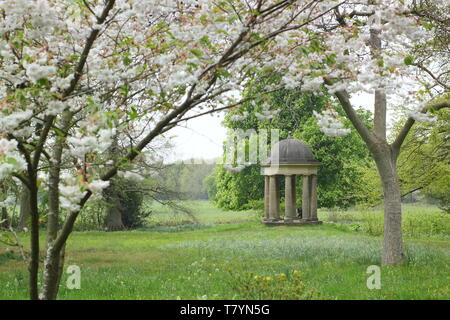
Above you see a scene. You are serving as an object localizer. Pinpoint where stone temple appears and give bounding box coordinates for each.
[261,138,322,225]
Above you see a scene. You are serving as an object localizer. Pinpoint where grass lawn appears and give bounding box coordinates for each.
[0,201,448,300]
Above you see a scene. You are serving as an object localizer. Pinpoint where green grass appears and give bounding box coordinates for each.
[144,200,259,226]
[0,201,448,300]
[320,204,450,238]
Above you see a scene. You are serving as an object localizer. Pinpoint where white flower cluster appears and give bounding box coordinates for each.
[0,110,33,133]
[59,184,85,213]
[0,138,27,179]
[255,103,281,121]
[25,63,57,83]
[407,110,437,124]
[58,172,86,212]
[313,109,350,138]
[117,170,145,182]
[231,111,249,122]
[301,77,324,92]
[46,100,67,116]
[51,74,74,92]
[58,173,110,212]
[67,128,116,159]
[88,180,110,194]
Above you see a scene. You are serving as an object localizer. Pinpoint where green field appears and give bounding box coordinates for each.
[0,201,448,300]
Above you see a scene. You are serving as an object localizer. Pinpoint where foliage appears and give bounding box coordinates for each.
[320,205,450,238]
[203,169,218,202]
[157,161,215,200]
[71,200,105,231]
[396,109,450,212]
[297,111,372,208]
[105,178,151,230]
[214,75,373,210]
[351,162,383,208]
[215,165,264,210]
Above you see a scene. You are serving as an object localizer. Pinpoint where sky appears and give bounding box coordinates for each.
[166,112,226,163]
[167,92,389,163]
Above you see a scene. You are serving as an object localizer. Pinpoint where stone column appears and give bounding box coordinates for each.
[284,175,296,222]
[275,176,281,220]
[264,175,270,221]
[310,174,318,221]
[268,175,280,221]
[302,175,310,220]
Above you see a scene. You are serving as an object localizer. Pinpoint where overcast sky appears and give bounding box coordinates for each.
[167,92,391,163]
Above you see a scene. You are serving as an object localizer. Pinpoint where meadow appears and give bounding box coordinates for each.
[0,201,448,300]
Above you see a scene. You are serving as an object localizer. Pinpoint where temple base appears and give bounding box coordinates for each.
[262,219,322,225]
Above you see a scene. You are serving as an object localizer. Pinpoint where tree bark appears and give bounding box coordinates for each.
[27,176,40,300]
[1,206,8,229]
[372,145,404,265]
[39,113,72,300]
[18,185,31,231]
[40,243,66,300]
[105,191,124,231]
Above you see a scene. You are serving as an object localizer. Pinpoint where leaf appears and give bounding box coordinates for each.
[6,157,18,166]
[190,49,204,59]
[404,55,414,66]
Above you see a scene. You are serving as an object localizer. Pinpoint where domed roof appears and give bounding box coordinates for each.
[269,139,318,164]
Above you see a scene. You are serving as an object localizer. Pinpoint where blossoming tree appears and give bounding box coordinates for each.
[0,0,353,300]
[0,0,448,300]
[285,0,449,265]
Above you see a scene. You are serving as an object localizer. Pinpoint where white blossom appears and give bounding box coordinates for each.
[313,110,351,138]
[88,180,110,194]
[46,101,66,116]
[0,138,27,179]
[117,171,145,182]
[59,185,85,212]
[25,63,56,83]
[408,110,437,123]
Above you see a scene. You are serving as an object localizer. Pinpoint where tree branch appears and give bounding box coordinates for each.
[323,77,376,150]
[391,97,450,154]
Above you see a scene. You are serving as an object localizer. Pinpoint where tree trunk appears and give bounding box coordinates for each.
[40,243,66,300]
[18,185,31,231]
[105,195,124,231]
[1,206,8,229]
[28,179,40,300]
[40,111,73,300]
[104,136,124,232]
[373,145,404,265]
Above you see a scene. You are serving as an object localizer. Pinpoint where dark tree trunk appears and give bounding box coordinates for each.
[1,207,8,229]
[18,185,31,231]
[28,179,40,300]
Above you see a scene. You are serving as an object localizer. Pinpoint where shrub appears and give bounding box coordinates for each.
[320,206,450,238]
[228,269,320,300]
